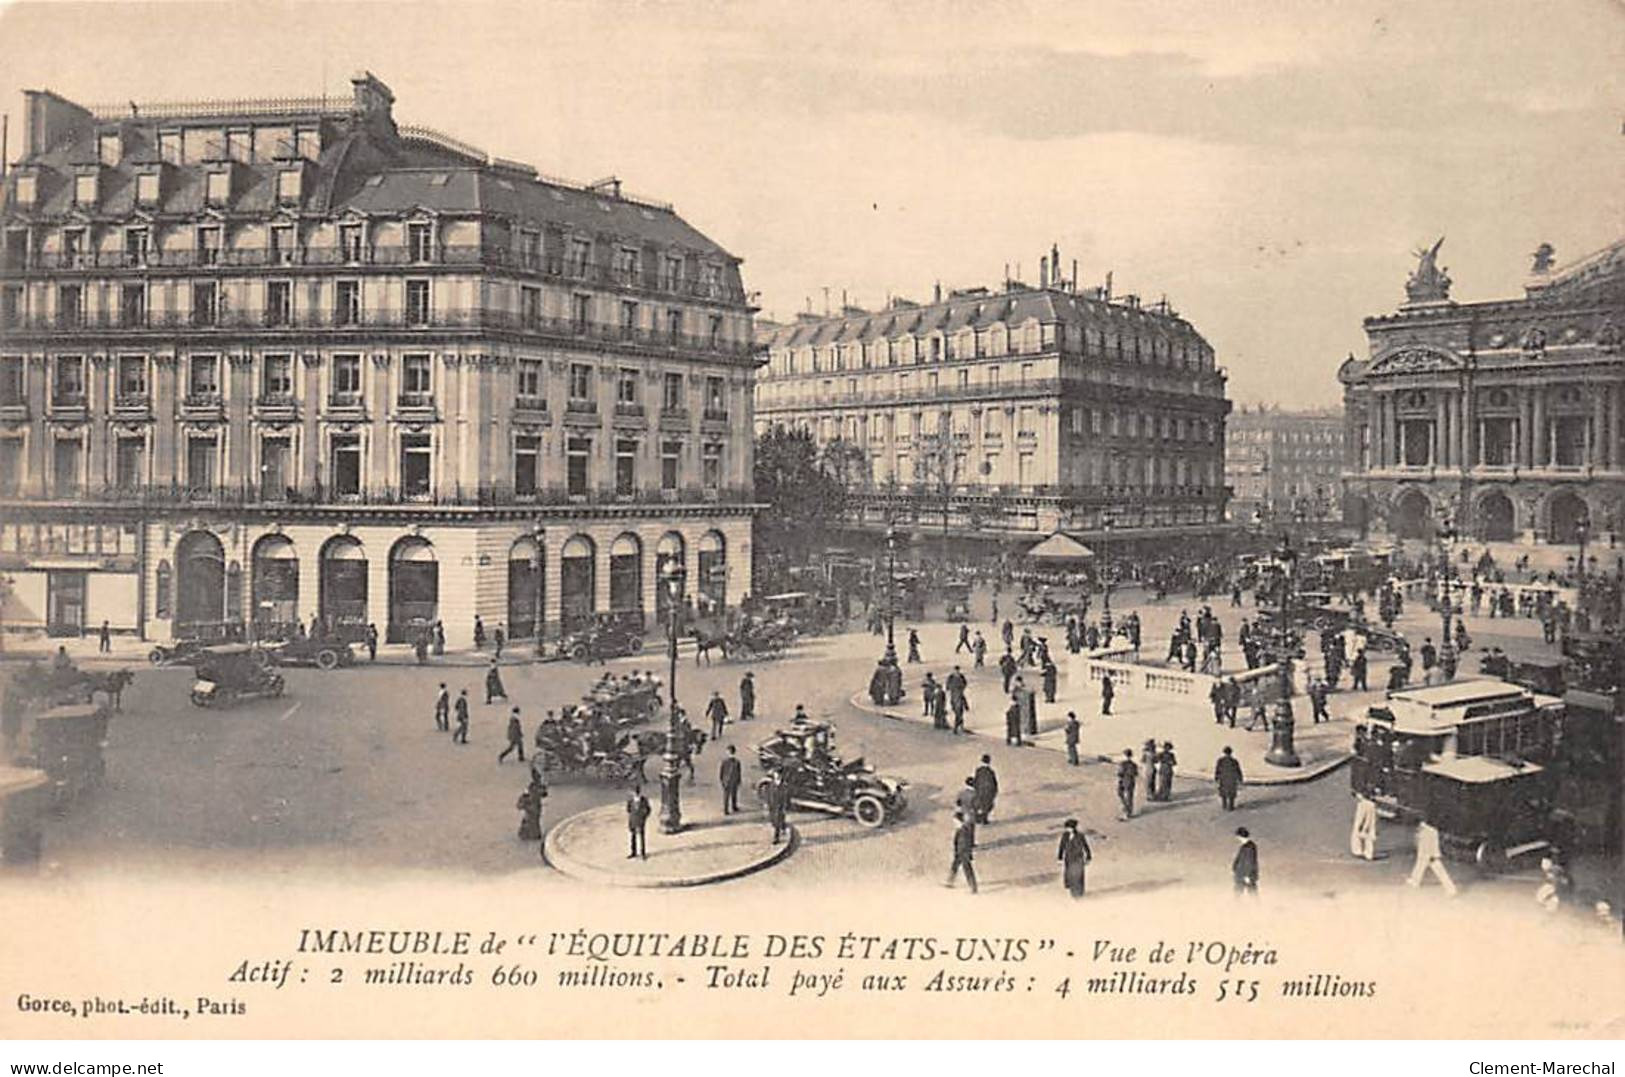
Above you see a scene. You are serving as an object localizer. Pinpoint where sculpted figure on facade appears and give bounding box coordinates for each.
[1404,237,1453,304]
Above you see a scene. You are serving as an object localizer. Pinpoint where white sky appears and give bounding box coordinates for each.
[2,0,1621,408]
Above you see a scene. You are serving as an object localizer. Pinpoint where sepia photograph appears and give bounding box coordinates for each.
[0,0,1620,1054]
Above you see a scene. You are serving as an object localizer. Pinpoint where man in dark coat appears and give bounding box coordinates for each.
[1116,749,1138,820]
[484,659,507,705]
[473,615,486,649]
[945,667,969,734]
[626,785,651,859]
[972,755,998,823]
[738,671,756,722]
[1004,699,1023,747]
[498,707,525,763]
[452,688,470,744]
[1210,680,1226,724]
[1041,658,1058,704]
[705,690,729,739]
[98,620,111,654]
[907,628,922,663]
[955,776,979,819]
[765,770,790,844]
[1214,746,1243,810]
[1058,818,1092,898]
[493,624,506,660]
[1100,671,1115,716]
[516,775,546,842]
[947,811,978,893]
[433,683,450,731]
[998,649,1018,694]
[719,745,743,815]
[1232,827,1259,894]
[365,623,379,662]
[956,623,971,653]
[1064,711,1081,766]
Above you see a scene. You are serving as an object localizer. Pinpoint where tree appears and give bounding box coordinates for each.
[752,426,855,583]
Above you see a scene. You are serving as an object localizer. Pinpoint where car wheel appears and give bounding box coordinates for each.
[149,649,167,665]
[756,777,774,806]
[189,690,210,708]
[571,642,589,661]
[853,794,886,828]
[315,649,340,671]
[253,649,274,669]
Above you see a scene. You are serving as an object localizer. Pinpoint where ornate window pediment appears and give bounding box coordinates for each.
[1367,346,1463,377]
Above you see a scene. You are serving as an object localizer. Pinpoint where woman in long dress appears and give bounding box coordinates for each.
[1058,819,1092,898]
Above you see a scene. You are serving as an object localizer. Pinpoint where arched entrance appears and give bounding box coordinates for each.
[697,530,726,614]
[654,532,685,625]
[560,535,596,633]
[1393,489,1432,541]
[507,536,544,640]
[251,534,299,640]
[1475,491,1516,542]
[174,531,226,639]
[318,535,368,641]
[609,533,643,627]
[388,536,438,643]
[1549,491,1590,544]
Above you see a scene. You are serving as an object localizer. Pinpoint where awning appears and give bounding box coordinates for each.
[1025,533,1096,561]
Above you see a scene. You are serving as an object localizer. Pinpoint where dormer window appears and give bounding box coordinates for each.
[74,172,97,206]
[99,131,122,166]
[136,171,160,205]
[224,130,251,163]
[158,131,182,164]
[205,170,230,205]
[12,173,36,206]
[296,128,320,159]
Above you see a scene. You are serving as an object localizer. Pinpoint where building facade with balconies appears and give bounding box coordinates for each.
[1339,237,1625,545]
[755,252,1230,549]
[0,73,757,645]
[1224,406,1345,526]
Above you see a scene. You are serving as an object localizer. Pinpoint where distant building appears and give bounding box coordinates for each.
[754,250,1231,551]
[1224,406,1345,525]
[1339,237,1624,545]
[0,73,757,645]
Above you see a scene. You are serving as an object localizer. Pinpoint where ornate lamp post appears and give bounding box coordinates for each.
[658,561,687,835]
[1437,507,1460,676]
[869,526,903,706]
[1265,531,1302,768]
[532,527,546,658]
[1099,514,1115,636]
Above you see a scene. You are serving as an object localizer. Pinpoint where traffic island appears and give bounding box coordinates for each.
[543,802,795,887]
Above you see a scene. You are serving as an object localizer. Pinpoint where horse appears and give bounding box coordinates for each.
[88,668,136,711]
[688,626,732,666]
[633,726,709,783]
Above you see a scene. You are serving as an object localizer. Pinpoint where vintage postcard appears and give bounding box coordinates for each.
[0,0,1620,1043]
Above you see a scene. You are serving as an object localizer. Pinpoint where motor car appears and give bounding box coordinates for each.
[268,637,356,671]
[755,718,908,827]
[188,645,286,708]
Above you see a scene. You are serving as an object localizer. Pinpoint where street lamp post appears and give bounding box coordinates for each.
[1265,531,1302,768]
[658,562,687,835]
[1100,515,1115,636]
[1437,509,1460,675]
[532,528,546,658]
[870,525,903,706]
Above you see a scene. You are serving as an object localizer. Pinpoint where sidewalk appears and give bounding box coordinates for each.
[543,801,796,887]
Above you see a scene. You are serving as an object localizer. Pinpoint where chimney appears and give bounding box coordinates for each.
[350,71,396,123]
[1071,259,1078,293]
[1040,256,1049,290]
[22,89,92,158]
[933,281,942,304]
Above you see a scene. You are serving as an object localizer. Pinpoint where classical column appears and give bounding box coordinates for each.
[1592,388,1606,469]
[1611,381,1622,471]
[1458,389,1471,472]
[1434,393,1448,468]
[1531,387,1545,467]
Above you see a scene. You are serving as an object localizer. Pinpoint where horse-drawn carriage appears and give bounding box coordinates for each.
[1014,585,1086,625]
[2,662,129,812]
[690,614,797,663]
[942,581,973,622]
[533,699,705,783]
[580,672,664,726]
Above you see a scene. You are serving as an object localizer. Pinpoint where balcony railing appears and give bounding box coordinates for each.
[613,401,645,417]
[327,391,364,410]
[702,407,729,423]
[3,306,760,357]
[565,398,598,415]
[514,395,548,413]
[0,482,758,510]
[397,391,436,410]
[0,245,751,304]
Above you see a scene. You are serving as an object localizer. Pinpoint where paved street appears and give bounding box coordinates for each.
[19,582,1615,919]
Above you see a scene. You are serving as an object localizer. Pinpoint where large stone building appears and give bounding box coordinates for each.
[754,251,1230,550]
[1339,237,1625,545]
[0,73,757,646]
[1224,406,1344,525]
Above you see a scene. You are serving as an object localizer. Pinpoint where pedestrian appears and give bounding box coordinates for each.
[433,682,450,731]
[907,628,922,664]
[998,649,1018,695]
[1141,739,1158,801]
[719,745,743,815]
[1154,741,1176,801]
[1232,827,1259,895]
[705,690,729,739]
[1057,818,1092,898]
[516,775,546,842]
[433,620,446,656]
[98,620,111,654]
[1041,657,1058,704]
[946,666,969,734]
[414,631,428,665]
[452,688,470,744]
[473,615,486,650]
[1214,747,1242,810]
[1224,678,1241,727]
[1350,793,1378,861]
[766,770,789,844]
[922,672,940,720]
[1210,680,1226,724]
[1405,820,1457,894]
[990,597,999,625]
[485,659,507,704]
[1116,749,1138,820]
[499,707,525,763]
[946,811,978,893]
[1310,678,1330,723]
[1351,650,1368,692]
[1001,619,1014,650]
[1018,678,1038,738]
[494,624,506,660]
[972,632,987,668]
[365,623,378,662]
[738,671,756,722]
[1420,637,1437,684]
[956,623,970,654]
[1004,698,1023,747]
[1100,670,1114,716]
[1064,711,1081,766]
[626,784,650,859]
[972,754,998,824]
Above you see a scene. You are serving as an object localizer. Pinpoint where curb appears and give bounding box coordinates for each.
[542,804,797,888]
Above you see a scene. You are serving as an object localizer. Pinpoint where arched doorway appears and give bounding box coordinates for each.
[560,535,596,632]
[609,533,643,627]
[654,532,685,625]
[1476,491,1516,542]
[1549,491,1590,544]
[1393,489,1432,541]
[697,530,726,614]
[318,535,368,641]
[251,535,299,640]
[388,536,438,643]
[174,531,226,639]
[507,536,544,640]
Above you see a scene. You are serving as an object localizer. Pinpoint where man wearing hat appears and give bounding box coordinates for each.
[947,811,978,894]
[498,706,526,764]
[484,658,507,705]
[1116,749,1139,820]
[705,690,729,740]
[1154,741,1177,802]
[955,776,979,820]
[1214,746,1243,811]
[738,671,756,722]
[1232,827,1259,895]
[1063,711,1081,766]
[972,755,999,824]
[719,745,743,815]
[1057,818,1093,898]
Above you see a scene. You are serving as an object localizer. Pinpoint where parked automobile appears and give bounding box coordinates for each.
[556,615,645,662]
[755,718,908,828]
[268,638,356,671]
